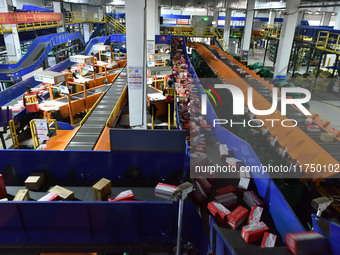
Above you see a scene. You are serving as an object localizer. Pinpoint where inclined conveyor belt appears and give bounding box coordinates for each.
[65,67,127,151]
[206,45,340,163]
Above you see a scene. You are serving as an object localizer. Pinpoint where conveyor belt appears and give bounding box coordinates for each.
[193,43,339,179]
[207,46,340,163]
[65,68,127,151]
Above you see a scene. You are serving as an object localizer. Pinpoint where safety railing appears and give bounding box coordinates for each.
[0,21,62,34]
[8,119,19,149]
[260,23,281,38]
[106,84,128,127]
[105,15,126,34]
[65,12,106,25]
[161,26,222,38]
[0,25,13,34]
[316,30,340,54]
[17,21,62,32]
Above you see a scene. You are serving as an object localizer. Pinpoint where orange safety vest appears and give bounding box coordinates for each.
[24,92,40,113]
[66,71,74,82]
[165,87,174,103]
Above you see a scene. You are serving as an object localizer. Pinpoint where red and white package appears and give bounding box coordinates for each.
[219,144,231,159]
[0,174,7,199]
[215,192,238,209]
[227,206,249,229]
[241,221,269,243]
[240,170,251,179]
[155,183,177,200]
[216,185,236,196]
[208,201,231,224]
[304,118,313,125]
[38,192,59,201]
[226,157,244,168]
[261,232,277,248]
[109,190,134,201]
[243,191,264,208]
[248,205,263,224]
[191,181,208,203]
[195,177,212,194]
[285,231,328,255]
[306,124,320,132]
[238,178,250,190]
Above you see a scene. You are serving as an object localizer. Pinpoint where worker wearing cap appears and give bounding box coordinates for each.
[163,80,176,124]
[23,86,44,120]
[91,52,98,73]
[66,66,77,93]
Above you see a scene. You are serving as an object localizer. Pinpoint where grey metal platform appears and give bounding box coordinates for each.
[65,67,127,151]
[207,45,340,163]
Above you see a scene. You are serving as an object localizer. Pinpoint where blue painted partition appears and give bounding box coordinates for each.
[182,40,305,242]
[0,201,208,253]
[312,214,340,254]
[0,150,185,181]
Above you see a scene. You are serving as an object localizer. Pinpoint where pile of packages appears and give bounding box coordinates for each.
[190,170,277,248]
[0,174,136,202]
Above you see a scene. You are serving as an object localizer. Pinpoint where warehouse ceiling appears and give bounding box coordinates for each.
[60,0,340,9]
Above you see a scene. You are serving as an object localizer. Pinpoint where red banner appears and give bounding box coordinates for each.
[0,13,62,25]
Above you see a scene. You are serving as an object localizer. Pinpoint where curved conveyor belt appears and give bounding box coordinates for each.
[207,45,340,163]
[65,67,127,151]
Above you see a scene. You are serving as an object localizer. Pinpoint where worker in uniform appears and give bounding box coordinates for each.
[23,86,44,122]
[163,79,176,123]
[66,66,77,93]
[91,52,98,73]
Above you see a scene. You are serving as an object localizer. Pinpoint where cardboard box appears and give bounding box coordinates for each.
[320,133,334,142]
[219,144,231,159]
[38,193,59,201]
[216,185,236,196]
[49,185,74,200]
[243,191,264,208]
[195,177,212,194]
[248,205,263,224]
[238,178,250,190]
[109,190,134,201]
[241,222,269,243]
[208,201,231,224]
[261,232,277,248]
[227,206,249,229]
[155,183,177,200]
[0,174,7,199]
[92,178,112,201]
[215,192,238,209]
[25,176,44,190]
[13,189,30,201]
[285,231,328,255]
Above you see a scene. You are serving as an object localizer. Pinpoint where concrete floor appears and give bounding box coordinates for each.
[247,47,274,67]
